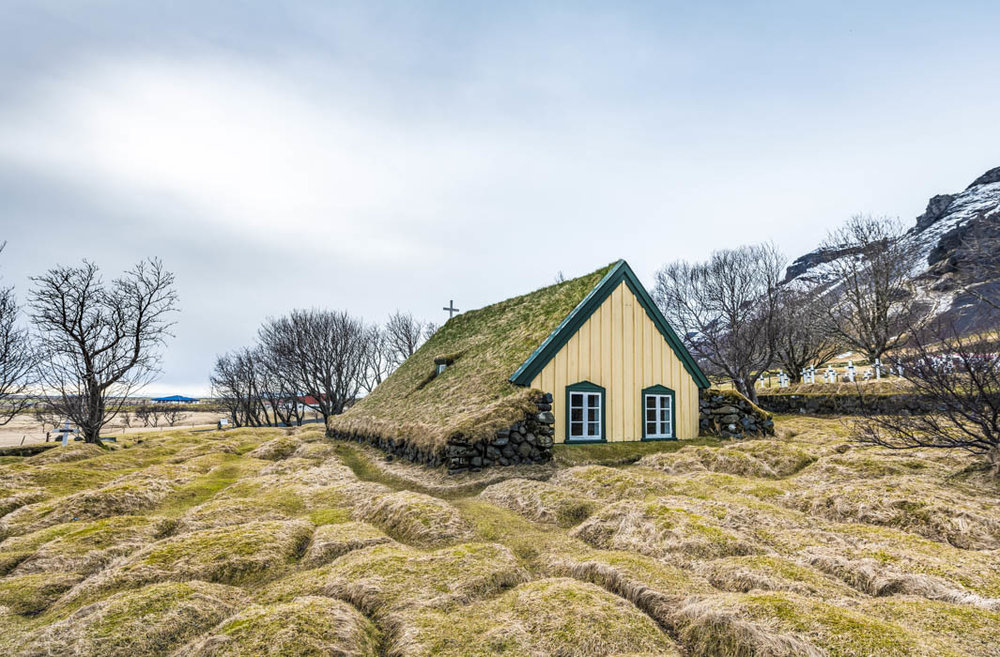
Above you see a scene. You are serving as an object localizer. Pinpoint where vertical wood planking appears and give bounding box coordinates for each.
[531,281,701,441]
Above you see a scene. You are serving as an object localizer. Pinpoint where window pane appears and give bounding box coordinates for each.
[588,421,600,437]
[570,393,583,407]
[571,408,582,422]
[660,409,668,422]
[646,421,656,435]
[570,422,583,437]
[587,408,598,422]
[646,396,656,409]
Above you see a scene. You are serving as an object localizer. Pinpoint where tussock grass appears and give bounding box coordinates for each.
[181,596,380,657]
[638,446,780,478]
[0,571,82,615]
[262,542,527,619]
[175,498,290,533]
[862,598,1000,657]
[27,443,106,464]
[353,491,473,547]
[59,519,314,607]
[0,478,177,539]
[329,263,616,448]
[0,489,46,518]
[570,499,759,561]
[11,515,171,577]
[247,435,303,461]
[11,581,247,657]
[479,478,598,526]
[302,521,393,567]
[695,555,859,598]
[389,577,681,657]
[550,465,673,501]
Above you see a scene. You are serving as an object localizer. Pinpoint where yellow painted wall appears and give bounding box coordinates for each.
[529,281,701,442]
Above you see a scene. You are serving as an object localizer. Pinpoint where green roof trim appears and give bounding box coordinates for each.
[509,259,711,389]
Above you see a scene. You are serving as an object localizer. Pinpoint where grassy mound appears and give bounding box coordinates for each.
[353,491,473,547]
[302,521,393,567]
[61,520,313,606]
[638,446,779,478]
[175,498,289,533]
[571,499,759,561]
[11,515,170,577]
[263,542,527,618]
[479,478,598,526]
[0,571,82,614]
[181,596,379,657]
[0,479,177,539]
[549,465,673,501]
[247,435,303,461]
[391,577,681,657]
[11,581,247,657]
[674,592,964,656]
[862,598,1000,657]
[782,477,1000,549]
[695,555,859,598]
[27,443,106,464]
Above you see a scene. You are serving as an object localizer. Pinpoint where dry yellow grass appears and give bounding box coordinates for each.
[1,418,998,656]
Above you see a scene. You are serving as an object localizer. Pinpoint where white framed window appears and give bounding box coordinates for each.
[643,389,674,439]
[567,383,604,441]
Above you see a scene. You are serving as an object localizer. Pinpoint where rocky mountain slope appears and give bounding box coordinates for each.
[784,166,1000,332]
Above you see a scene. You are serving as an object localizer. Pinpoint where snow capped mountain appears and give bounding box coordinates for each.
[783,167,1000,331]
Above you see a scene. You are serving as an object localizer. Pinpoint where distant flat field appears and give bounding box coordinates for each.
[0,411,224,447]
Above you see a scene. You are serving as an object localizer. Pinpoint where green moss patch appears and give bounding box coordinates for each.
[181,596,379,657]
[247,435,303,461]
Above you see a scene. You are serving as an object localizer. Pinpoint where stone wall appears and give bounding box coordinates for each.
[699,389,775,439]
[756,393,940,416]
[327,394,556,473]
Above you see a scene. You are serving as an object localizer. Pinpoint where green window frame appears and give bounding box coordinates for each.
[641,385,676,440]
[565,381,606,443]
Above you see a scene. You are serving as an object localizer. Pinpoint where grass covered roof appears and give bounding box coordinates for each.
[328,262,618,448]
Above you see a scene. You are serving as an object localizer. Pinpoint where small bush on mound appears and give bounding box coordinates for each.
[549,465,672,501]
[673,592,962,657]
[390,577,680,657]
[12,515,171,577]
[479,479,598,527]
[175,498,290,533]
[0,479,177,539]
[181,596,380,657]
[352,491,473,547]
[61,520,314,606]
[0,572,82,614]
[571,499,759,561]
[11,581,247,657]
[695,555,858,598]
[302,522,393,567]
[263,542,527,618]
[247,436,302,461]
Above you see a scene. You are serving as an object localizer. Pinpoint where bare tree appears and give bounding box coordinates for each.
[818,214,919,362]
[384,311,425,366]
[0,244,38,425]
[855,318,1000,475]
[258,309,367,422]
[211,347,269,428]
[162,405,188,427]
[30,259,178,443]
[774,289,842,382]
[423,322,439,341]
[359,325,394,394]
[654,243,785,403]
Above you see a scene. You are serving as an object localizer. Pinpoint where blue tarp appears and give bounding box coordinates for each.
[151,395,200,403]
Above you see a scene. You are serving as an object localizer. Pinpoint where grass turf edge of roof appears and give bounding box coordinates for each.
[328,263,619,450]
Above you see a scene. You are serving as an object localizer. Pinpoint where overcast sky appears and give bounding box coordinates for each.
[1,1,999,395]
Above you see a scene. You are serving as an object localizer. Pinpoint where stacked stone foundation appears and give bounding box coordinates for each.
[699,389,775,439]
[327,394,556,473]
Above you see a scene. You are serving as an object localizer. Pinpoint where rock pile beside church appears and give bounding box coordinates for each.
[699,389,775,439]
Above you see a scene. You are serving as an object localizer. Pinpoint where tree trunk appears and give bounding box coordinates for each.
[738,378,760,405]
[988,445,1000,477]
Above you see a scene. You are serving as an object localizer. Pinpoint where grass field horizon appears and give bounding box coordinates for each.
[1,415,998,656]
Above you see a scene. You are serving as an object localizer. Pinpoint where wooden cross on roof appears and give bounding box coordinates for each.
[443,299,459,319]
